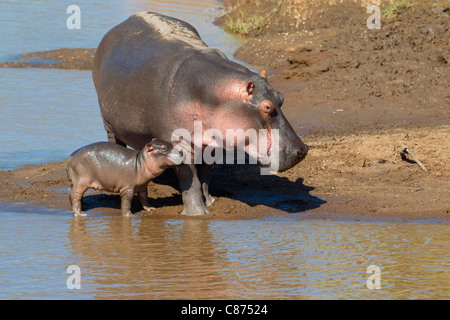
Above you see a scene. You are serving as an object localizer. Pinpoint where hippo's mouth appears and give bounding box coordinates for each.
[169,148,186,165]
[257,127,275,169]
[266,128,272,156]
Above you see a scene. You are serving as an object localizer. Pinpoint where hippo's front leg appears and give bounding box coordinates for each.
[120,189,135,217]
[139,188,155,211]
[176,163,208,216]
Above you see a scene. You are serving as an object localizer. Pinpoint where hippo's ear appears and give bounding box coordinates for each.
[215,79,255,101]
[246,81,254,95]
[260,70,267,79]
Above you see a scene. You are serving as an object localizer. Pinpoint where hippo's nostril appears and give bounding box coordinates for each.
[297,145,309,158]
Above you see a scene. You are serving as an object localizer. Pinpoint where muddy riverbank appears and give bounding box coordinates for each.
[0,48,96,70]
[0,0,449,220]
[223,0,449,134]
[1,126,448,221]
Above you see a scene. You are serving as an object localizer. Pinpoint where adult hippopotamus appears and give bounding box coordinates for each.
[92,11,308,216]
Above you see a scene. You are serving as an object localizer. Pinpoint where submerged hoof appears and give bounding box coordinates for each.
[73,211,87,217]
[180,207,209,216]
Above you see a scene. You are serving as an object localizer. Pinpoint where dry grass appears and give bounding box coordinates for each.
[222,0,282,34]
[222,0,387,34]
[220,0,450,35]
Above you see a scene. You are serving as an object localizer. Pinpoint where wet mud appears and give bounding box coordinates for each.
[0,48,95,70]
[231,0,449,134]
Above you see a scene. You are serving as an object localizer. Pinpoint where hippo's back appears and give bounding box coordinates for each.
[131,11,208,50]
[92,11,227,149]
[93,11,210,80]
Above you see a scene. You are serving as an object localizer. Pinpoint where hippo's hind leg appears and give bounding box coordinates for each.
[197,164,215,207]
[139,188,155,212]
[103,118,126,147]
[70,184,88,217]
[176,164,208,216]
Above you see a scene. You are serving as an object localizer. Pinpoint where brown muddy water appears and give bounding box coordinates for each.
[0,1,449,299]
[0,203,449,299]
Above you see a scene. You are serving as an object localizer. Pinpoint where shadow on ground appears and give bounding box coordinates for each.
[80,163,325,216]
[209,164,326,213]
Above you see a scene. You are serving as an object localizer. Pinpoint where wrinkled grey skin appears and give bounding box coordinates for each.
[93,11,308,216]
[66,139,183,217]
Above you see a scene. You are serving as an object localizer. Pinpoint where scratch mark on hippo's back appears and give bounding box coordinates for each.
[134,11,209,50]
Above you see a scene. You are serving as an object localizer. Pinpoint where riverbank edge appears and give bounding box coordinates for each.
[1,126,449,222]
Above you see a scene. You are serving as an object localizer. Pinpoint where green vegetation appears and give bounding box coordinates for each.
[223,14,267,35]
[383,0,412,19]
[222,0,281,35]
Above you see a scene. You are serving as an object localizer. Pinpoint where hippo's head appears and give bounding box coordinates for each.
[145,139,185,166]
[209,70,308,172]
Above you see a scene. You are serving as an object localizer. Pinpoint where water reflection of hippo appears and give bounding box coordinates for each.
[93,11,308,216]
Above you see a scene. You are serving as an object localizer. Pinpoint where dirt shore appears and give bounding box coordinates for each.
[0,48,95,70]
[0,126,448,220]
[225,0,449,134]
[1,0,449,220]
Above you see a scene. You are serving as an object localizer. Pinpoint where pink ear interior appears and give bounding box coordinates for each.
[260,70,267,79]
[246,81,254,95]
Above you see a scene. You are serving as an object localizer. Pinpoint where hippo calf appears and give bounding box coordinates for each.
[93,11,309,216]
[66,139,183,216]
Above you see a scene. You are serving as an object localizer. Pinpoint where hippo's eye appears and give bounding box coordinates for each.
[160,145,168,152]
[259,100,274,116]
